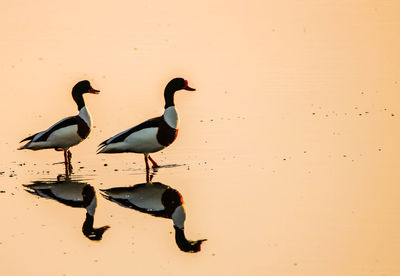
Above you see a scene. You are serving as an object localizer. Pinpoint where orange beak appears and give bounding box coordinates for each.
[89,88,100,94]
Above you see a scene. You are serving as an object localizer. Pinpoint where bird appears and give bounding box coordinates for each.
[97,77,195,170]
[101,178,206,252]
[24,176,110,240]
[18,80,100,176]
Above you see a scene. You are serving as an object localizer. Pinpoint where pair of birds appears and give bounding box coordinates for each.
[25,174,206,252]
[19,78,196,175]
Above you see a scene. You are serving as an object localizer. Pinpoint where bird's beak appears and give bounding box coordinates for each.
[89,88,100,94]
[184,86,196,91]
[183,80,196,91]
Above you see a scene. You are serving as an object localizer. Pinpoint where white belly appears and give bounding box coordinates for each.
[101,127,164,154]
[125,128,164,153]
[46,125,83,149]
[128,184,166,211]
[27,125,82,150]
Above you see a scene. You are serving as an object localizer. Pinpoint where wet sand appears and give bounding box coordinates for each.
[1,0,400,275]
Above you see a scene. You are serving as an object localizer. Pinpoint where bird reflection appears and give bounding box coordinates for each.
[24,175,110,241]
[101,171,206,253]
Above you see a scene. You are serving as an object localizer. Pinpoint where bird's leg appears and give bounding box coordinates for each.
[148,155,160,168]
[67,150,73,174]
[144,154,150,172]
[146,168,150,183]
[145,168,156,183]
[64,150,70,177]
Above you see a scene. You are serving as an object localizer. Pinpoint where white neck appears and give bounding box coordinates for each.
[171,205,186,229]
[79,106,92,128]
[86,196,97,216]
[163,106,179,129]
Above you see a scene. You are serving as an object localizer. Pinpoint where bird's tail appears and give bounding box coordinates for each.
[96,138,109,154]
[18,133,38,150]
[96,145,107,154]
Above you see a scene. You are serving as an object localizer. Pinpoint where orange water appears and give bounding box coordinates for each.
[1,1,400,275]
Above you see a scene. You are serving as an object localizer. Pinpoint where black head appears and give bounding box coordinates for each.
[72,80,100,110]
[73,80,100,95]
[165,78,196,93]
[84,225,110,241]
[174,226,207,253]
[184,239,207,253]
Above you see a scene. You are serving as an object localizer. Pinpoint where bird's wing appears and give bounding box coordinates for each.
[20,116,78,143]
[98,117,161,147]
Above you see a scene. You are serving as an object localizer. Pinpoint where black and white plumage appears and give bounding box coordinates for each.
[101,181,206,252]
[18,80,100,176]
[24,176,110,241]
[97,78,195,170]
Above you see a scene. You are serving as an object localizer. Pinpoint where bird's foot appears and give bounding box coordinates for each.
[148,155,160,168]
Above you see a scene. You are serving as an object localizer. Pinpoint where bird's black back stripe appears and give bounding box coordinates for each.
[105,117,161,144]
[35,117,78,142]
[30,188,85,208]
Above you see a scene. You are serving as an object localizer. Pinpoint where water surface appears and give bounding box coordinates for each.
[1,1,400,275]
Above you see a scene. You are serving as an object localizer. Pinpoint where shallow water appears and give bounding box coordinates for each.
[1,0,400,275]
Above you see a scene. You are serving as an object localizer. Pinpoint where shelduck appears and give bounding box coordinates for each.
[24,176,110,240]
[97,78,195,170]
[18,80,100,176]
[101,178,206,252]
